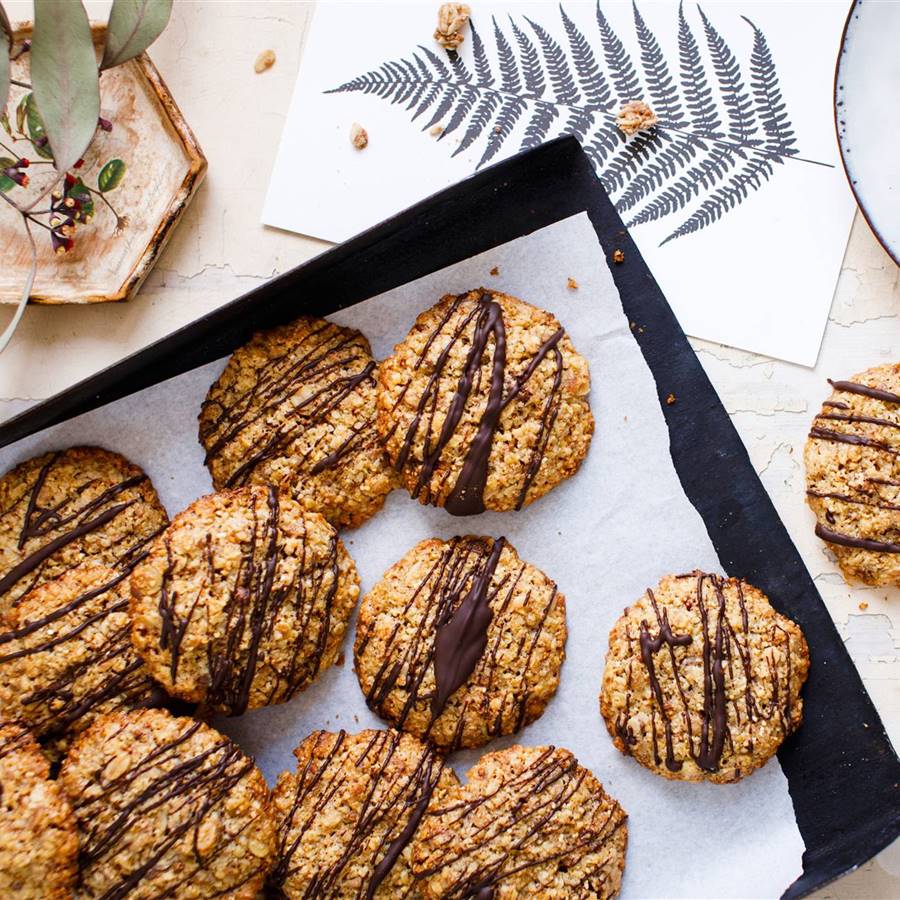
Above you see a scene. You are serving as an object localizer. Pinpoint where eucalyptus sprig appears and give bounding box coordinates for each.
[0,0,173,353]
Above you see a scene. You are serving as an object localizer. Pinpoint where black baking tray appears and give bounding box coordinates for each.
[1,136,898,898]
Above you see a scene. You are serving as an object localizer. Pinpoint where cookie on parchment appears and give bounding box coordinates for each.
[269,728,457,898]
[411,744,627,899]
[376,289,593,516]
[600,571,809,784]
[130,485,360,716]
[0,446,168,615]
[805,364,900,586]
[0,723,78,899]
[199,316,396,529]
[59,708,275,899]
[0,564,163,760]
[354,536,566,750]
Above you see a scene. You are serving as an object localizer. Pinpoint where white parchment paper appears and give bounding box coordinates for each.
[0,214,804,897]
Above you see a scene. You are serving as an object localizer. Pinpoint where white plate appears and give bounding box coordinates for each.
[835,0,900,264]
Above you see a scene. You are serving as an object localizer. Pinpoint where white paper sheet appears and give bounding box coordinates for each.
[263,0,856,367]
[0,214,804,897]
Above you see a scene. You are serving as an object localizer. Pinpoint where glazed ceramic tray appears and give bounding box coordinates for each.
[0,137,898,898]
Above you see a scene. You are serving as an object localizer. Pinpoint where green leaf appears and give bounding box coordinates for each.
[31,0,100,173]
[24,93,53,159]
[15,92,26,134]
[0,109,10,135]
[0,155,15,191]
[101,0,172,70]
[98,157,126,192]
[0,3,10,114]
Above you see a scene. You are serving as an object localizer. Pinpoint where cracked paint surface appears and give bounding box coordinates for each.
[0,2,896,894]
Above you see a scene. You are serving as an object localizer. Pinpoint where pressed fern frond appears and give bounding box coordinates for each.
[326,1,827,244]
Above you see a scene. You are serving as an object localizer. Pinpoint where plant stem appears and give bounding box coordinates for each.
[0,217,37,353]
[9,78,31,89]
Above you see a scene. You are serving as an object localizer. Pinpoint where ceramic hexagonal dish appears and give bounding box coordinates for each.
[0,24,206,305]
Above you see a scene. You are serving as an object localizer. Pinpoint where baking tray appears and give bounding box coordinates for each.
[0,135,897,898]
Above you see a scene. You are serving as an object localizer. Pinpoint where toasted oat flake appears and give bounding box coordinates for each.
[612,249,625,264]
[567,277,578,290]
[350,123,369,149]
[254,49,276,73]
[616,100,658,136]
[429,125,444,137]
[489,266,499,276]
[435,3,471,50]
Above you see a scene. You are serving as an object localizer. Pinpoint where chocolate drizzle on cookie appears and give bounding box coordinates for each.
[807,376,900,557]
[357,537,558,749]
[413,746,626,898]
[68,716,262,900]
[154,486,342,715]
[0,449,165,606]
[0,567,160,750]
[200,319,381,489]
[389,289,567,516]
[269,729,445,898]
[629,573,799,775]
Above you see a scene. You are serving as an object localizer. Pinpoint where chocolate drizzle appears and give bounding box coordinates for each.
[390,289,569,516]
[357,537,557,748]
[269,729,445,898]
[413,746,625,898]
[807,376,900,557]
[828,378,900,405]
[153,486,341,715]
[0,450,164,607]
[200,319,380,489]
[0,567,160,750]
[628,574,799,775]
[69,717,260,900]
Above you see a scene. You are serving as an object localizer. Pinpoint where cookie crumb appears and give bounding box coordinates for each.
[666,393,676,405]
[254,49,276,73]
[429,124,444,137]
[612,248,625,264]
[616,100,658,136]
[489,266,499,276]
[434,2,471,49]
[858,601,869,611]
[350,123,368,149]
[567,277,578,290]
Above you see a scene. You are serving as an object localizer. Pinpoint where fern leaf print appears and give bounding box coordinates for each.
[326,2,827,245]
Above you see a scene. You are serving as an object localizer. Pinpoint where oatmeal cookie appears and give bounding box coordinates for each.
[0,446,168,615]
[59,708,275,898]
[0,564,163,760]
[199,316,396,529]
[355,536,566,750]
[130,485,360,716]
[411,744,627,899]
[0,722,78,899]
[805,365,900,585]
[600,571,809,784]
[269,728,457,898]
[376,289,593,515]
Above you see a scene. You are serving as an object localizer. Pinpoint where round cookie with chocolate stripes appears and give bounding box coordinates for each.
[600,571,809,784]
[354,536,566,751]
[376,289,593,516]
[0,722,78,899]
[805,364,900,585]
[269,728,458,898]
[59,708,275,899]
[130,485,360,716]
[199,316,396,529]
[0,447,168,616]
[0,564,164,760]
[411,744,627,899]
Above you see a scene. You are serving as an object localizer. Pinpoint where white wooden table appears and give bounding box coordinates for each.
[0,2,897,895]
